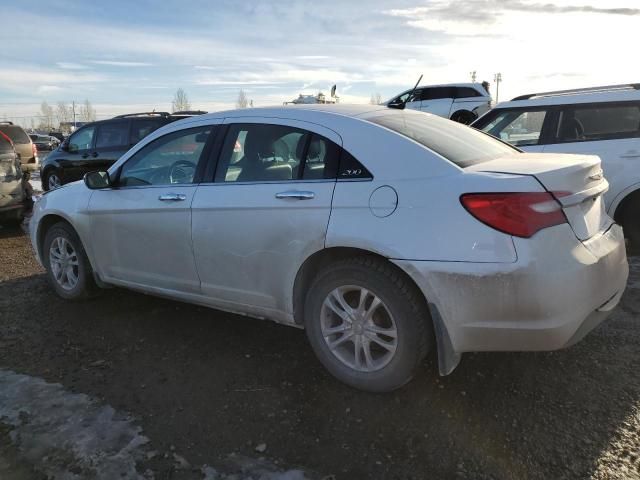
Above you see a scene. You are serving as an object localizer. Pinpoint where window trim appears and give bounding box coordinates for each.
[552,100,640,145]
[113,125,217,189]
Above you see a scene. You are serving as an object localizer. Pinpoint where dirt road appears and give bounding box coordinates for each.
[1,223,639,479]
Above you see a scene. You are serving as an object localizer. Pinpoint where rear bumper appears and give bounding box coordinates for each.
[394,223,628,356]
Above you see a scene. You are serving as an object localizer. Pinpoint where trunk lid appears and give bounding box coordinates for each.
[467,153,610,241]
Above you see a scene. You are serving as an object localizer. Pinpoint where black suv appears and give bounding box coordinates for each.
[40,111,206,190]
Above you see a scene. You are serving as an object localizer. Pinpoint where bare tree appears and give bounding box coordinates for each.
[236,89,249,109]
[172,88,191,112]
[369,92,382,105]
[79,99,96,122]
[56,102,72,128]
[38,101,54,130]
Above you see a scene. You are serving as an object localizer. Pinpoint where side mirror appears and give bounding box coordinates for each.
[84,170,111,189]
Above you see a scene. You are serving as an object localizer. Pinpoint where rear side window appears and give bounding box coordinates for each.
[95,121,129,149]
[370,113,517,168]
[557,102,640,143]
[455,87,482,99]
[338,150,372,180]
[477,109,549,147]
[130,119,164,145]
[0,125,30,144]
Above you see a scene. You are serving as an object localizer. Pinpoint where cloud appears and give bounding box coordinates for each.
[90,60,153,67]
[37,85,63,94]
[386,1,640,28]
[56,62,88,70]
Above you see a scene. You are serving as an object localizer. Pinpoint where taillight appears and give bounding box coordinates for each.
[460,192,567,238]
[32,143,37,155]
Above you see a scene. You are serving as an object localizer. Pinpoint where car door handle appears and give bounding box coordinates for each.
[275,190,315,200]
[91,152,98,158]
[158,193,187,201]
[621,150,640,158]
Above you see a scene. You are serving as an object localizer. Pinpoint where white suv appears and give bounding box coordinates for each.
[386,83,492,124]
[472,83,640,248]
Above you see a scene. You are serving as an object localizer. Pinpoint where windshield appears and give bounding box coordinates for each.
[369,112,517,168]
[0,125,31,144]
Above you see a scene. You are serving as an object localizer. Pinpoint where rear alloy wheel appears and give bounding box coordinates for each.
[43,222,97,300]
[450,110,477,125]
[305,257,432,392]
[44,170,62,191]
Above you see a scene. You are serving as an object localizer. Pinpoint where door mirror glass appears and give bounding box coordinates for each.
[84,170,111,189]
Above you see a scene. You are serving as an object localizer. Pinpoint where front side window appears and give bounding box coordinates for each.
[557,102,640,143]
[216,124,339,183]
[423,87,454,100]
[479,109,548,147]
[370,113,517,168]
[68,126,96,152]
[118,126,211,186]
[95,121,129,149]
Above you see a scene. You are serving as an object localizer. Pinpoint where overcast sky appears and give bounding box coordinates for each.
[1,0,638,122]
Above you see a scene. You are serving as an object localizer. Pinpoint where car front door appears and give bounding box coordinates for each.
[190,119,340,318]
[92,120,131,172]
[88,124,216,294]
[476,107,550,153]
[58,125,97,183]
[542,101,640,208]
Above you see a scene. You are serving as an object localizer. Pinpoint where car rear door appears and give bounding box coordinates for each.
[420,87,455,118]
[541,101,640,209]
[190,118,340,317]
[88,124,217,294]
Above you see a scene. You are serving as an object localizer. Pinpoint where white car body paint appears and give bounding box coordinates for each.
[29,105,628,375]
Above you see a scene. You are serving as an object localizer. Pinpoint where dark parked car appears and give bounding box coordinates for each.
[0,122,38,171]
[0,132,29,225]
[40,111,206,190]
[29,134,59,151]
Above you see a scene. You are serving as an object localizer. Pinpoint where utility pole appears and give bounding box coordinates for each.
[470,70,477,83]
[494,73,502,103]
[72,101,76,129]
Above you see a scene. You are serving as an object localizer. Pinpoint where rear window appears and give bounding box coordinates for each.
[0,134,14,154]
[369,113,517,167]
[0,125,30,144]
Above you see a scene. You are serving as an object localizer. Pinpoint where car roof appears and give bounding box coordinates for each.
[194,104,393,122]
[496,84,640,109]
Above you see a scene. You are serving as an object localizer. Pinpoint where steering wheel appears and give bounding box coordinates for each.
[169,160,196,184]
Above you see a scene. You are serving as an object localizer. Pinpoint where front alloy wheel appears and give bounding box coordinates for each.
[49,236,79,291]
[47,172,62,190]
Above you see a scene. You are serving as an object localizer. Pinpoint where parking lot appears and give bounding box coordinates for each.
[0,221,638,480]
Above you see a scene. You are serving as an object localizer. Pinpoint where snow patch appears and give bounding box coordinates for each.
[0,369,149,479]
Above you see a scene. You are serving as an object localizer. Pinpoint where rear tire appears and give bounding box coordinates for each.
[43,222,98,300]
[450,110,477,125]
[304,256,432,392]
[621,199,640,252]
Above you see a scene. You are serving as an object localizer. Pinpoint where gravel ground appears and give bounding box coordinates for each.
[0,223,639,479]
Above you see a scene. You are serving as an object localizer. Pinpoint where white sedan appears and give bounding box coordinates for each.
[29,105,628,392]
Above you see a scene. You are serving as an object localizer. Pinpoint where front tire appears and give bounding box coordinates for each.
[304,257,432,392]
[43,169,62,191]
[450,110,477,125]
[43,222,97,300]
